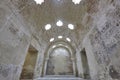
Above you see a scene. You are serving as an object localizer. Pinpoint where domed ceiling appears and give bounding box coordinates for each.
[10,0,97,48]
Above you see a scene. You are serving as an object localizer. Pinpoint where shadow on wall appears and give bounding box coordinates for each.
[20,45,38,80]
[80,48,90,79]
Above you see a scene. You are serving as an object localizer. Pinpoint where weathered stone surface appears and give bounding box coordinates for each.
[0,64,22,80]
[109,65,120,79]
[0,0,120,80]
[83,0,120,80]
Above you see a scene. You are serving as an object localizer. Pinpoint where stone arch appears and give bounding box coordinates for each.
[42,41,77,77]
[46,47,73,75]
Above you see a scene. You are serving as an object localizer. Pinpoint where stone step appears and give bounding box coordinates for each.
[34,77,89,80]
[21,79,32,80]
[21,78,89,80]
[21,76,90,80]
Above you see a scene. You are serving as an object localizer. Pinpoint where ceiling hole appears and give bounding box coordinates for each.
[52,45,56,48]
[56,20,63,27]
[34,0,44,4]
[68,24,75,30]
[58,36,63,39]
[50,38,54,42]
[58,44,63,46]
[45,24,51,30]
[72,0,82,4]
[66,38,71,42]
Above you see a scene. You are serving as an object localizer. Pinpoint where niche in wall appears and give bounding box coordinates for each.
[20,45,38,79]
[46,47,73,75]
[80,48,90,79]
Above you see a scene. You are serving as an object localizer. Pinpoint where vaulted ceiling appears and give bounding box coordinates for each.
[10,0,98,48]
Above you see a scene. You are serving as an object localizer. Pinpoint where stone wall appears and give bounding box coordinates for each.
[82,0,120,80]
[0,1,31,80]
[0,0,120,80]
[0,1,46,79]
[0,64,22,80]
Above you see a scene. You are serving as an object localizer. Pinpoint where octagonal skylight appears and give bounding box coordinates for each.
[72,0,82,4]
[34,0,44,4]
[45,24,51,30]
[68,24,74,30]
[66,38,71,42]
[50,38,54,42]
[58,36,63,39]
[56,20,63,27]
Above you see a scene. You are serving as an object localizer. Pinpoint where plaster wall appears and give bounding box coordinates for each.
[81,0,120,80]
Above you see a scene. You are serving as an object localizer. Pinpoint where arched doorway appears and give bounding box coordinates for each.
[46,47,73,75]
[42,42,77,77]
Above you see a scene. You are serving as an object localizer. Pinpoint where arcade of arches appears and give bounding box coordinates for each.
[0,0,120,80]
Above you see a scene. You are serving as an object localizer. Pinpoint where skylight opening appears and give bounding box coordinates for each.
[56,20,63,27]
[72,0,82,4]
[50,38,54,42]
[45,24,51,30]
[68,24,74,30]
[66,38,71,42]
[34,0,44,5]
[58,44,63,46]
[58,36,63,39]
[65,46,69,48]
[52,45,56,48]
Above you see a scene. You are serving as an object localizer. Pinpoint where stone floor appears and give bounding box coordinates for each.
[21,77,89,80]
